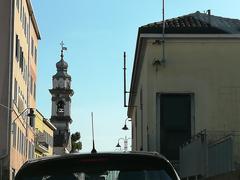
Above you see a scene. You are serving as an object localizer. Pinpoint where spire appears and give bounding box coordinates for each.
[56,41,68,72]
[60,41,67,61]
[53,41,71,79]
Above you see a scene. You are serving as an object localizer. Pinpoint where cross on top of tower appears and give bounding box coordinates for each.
[60,41,67,59]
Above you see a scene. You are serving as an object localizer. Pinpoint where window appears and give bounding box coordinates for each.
[14,79,18,105]
[31,37,34,56]
[12,122,17,148]
[28,141,31,159]
[31,142,34,158]
[20,47,23,71]
[21,131,23,154]
[30,76,33,94]
[17,127,19,151]
[20,0,22,21]
[22,7,25,28]
[33,82,36,99]
[23,134,25,156]
[15,35,19,60]
[34,47,37,64]
[16,0,19,11]
[22,55,25,73]
[24,135,27,157]
[22,7,24,25]
[24,15,27,36]
[24,65,28,83]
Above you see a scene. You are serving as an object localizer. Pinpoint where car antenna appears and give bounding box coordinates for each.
[91,112,97,153]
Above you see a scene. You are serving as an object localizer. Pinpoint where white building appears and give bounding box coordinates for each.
[128,11,240,174]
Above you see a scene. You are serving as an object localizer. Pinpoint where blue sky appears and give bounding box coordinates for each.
[32,0,240,152]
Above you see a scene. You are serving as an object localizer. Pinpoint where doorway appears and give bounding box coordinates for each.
[159,93,192,161]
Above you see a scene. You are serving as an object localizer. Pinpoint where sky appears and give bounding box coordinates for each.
[31,0,240,153]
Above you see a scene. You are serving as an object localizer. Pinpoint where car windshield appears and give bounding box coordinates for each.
[20,169,172,180]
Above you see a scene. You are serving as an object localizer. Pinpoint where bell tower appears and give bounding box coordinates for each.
[49,42,74,155]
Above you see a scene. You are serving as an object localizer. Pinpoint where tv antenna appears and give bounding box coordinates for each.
[91,112,97,153]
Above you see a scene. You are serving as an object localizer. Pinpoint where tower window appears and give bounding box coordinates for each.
[57,100,65,113]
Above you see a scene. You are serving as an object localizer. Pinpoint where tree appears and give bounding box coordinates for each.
[70,132,82,153]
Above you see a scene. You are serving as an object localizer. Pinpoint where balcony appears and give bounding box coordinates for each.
[35,131,49,153]
[180,130,240,179]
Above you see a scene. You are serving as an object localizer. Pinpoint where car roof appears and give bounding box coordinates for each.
[24,151,168,165]
[16,151,179,180]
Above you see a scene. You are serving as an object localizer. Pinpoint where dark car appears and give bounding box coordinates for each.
[15,152,180,180]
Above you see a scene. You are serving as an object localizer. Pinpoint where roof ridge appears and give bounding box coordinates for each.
[143,11,240,27]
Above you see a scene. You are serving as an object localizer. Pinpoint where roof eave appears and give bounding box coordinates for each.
[43,118,57,131]
[127,29,141,117]
[26,0,41,40]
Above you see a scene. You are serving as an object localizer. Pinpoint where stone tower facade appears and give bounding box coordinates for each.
[49,45,73,155]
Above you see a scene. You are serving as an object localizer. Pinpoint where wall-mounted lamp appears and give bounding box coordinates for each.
[152,58,165,71]
[122,117,131,130]
[115,136,131,152]
[12,108,36,131]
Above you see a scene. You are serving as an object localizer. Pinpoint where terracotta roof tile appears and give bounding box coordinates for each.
[140,11,240,34]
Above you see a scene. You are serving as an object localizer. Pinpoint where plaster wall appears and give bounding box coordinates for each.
[130,37,240,152]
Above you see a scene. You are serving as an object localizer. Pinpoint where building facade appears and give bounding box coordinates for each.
[49,47,73,155]
[128,11,240,165]
[0,0,40,179]
[35,110,56,158]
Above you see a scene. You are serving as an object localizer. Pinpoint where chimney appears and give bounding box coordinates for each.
[207,9,211,26]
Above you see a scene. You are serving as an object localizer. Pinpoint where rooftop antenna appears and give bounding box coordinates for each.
[161,0,166,64]
[91,112,97,153]
[123,51,129,107]
[152,0,166,70]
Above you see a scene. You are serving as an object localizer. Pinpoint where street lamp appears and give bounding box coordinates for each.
[0,104,36,134]
[122,117,131,130]
[0,104,36,179]
[12,108,35,128]
[116,138,124,148]
[115,136,131,152]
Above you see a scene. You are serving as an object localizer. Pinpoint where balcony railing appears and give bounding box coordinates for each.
[180,130,240,179]
[35,131,49,153]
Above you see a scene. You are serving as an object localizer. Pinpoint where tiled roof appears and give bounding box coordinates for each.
[140,11,240,34]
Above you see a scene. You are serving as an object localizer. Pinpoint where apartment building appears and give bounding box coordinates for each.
[35,110,56,158]
[0,0,40,179]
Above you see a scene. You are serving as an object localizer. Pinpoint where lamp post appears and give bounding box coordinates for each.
[122,117,131,130]
[0,104,36,179]
[115,136,131,152]
[11,108,35,131]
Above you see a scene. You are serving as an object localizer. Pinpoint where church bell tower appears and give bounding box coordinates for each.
[49,42,74,155]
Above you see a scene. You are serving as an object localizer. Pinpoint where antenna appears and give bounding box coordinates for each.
[91,112,97,153]
[123,52,128,107]
[161,0,166,63]
[152,0,166,70]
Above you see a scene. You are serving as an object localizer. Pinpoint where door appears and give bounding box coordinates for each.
[160,94,191,161]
